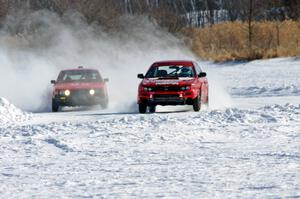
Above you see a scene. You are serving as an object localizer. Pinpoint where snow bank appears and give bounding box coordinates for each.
[208,57,300,99]
[1,103,300,198]
[231,85,300,97]
[206,103,300,124]
[0,97,31,126]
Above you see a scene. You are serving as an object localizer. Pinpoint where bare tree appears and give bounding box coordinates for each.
[0,0,9,22]
[284,0,300,20]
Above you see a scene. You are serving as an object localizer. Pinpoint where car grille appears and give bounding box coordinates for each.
[152,86,182,92]
[153,94,181,101]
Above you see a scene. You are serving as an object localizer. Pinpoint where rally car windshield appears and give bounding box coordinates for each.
[57,70,102,83]
[145,65,195,78]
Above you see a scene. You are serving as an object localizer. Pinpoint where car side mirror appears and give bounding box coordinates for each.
[198,72,207,78]
[137,74,144,79]
[104,78,109,82]
[51,80,56,84]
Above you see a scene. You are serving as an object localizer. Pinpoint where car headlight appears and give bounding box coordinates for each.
[64,90,71,96]
[181,86,191,91]
[143,87,153,92]
[89,89,95,95]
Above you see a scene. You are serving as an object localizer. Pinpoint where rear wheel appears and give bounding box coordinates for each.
[193,95,201,112]
[52,99,59,112]
[206,95,209,107]
[100,99,109,109]
[204,86,209,106]
[139,103,147,114]
[149,105,156,113]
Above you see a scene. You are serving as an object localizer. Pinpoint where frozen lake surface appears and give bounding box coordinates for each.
[1,58,300,198]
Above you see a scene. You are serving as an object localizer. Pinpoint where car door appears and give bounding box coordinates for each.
[194,62,208,102]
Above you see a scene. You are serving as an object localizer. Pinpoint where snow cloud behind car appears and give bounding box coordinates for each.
[0,10,230,112]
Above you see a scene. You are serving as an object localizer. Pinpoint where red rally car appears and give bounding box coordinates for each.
[51,67,109,112]
[137,60,209,113]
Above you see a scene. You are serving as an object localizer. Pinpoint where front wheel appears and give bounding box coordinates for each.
[149,105,156,113]
[52,99,60,112]
[193,95,201,112]
[205,95,209,107]
[100,99,109,109]
[138,103,147,114]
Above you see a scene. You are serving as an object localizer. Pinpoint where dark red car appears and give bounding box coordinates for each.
[137,60,208,113]
[51,67,109,112]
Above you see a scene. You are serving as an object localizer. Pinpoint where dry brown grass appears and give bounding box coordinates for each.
[184,20,300,62]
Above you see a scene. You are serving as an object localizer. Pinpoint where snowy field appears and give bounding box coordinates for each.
[1,58,300,198]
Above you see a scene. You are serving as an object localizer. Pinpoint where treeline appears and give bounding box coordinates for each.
[0,0,299,29]
[187,20,300,61]
[0,0,299,61]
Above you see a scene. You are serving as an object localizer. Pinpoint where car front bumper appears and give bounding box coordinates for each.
[54,89,107,106]
[138,90,198,106]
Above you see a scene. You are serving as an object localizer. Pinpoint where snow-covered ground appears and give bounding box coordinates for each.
[0,97,31,127]
[1,58,300,198]
[213,57,300,98]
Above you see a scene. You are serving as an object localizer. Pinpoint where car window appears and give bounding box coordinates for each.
[146,65,195,78]
[194,62,202,75]
[57,70,102,83]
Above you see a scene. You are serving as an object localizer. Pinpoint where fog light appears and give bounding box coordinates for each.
[89,89,95,95]
[181,86,191,91]
[64,90,71,96]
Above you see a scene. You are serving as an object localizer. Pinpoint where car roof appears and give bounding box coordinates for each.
[152,60,195,66]
[61,68,98,72]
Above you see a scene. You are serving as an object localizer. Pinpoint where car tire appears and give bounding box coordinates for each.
[205,86,209,106]
[101,99,109,109]
[149,105,156,113]
[206,95,209,107]
[139,103,147,114]
[193,95,201,112]
[52,99,60,112]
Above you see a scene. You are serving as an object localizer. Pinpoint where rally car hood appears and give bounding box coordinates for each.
[54,82,105,90]
[141,77,195,86]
